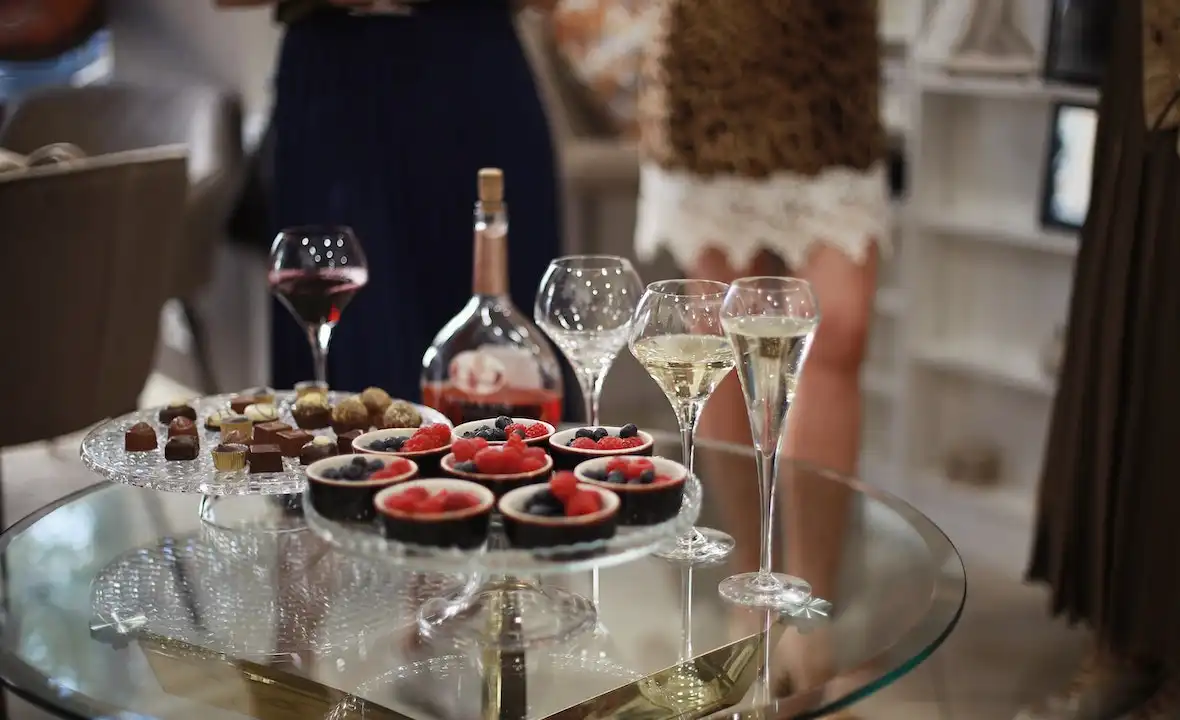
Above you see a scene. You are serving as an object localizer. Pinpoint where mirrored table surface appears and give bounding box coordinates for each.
[0,436,964,719]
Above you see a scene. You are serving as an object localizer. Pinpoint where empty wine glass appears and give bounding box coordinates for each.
[630,280,736,564]
[268,226,369,386]
[718,277,819,609]
[534,255,643,425]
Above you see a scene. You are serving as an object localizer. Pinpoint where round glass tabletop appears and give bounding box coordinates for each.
[0,434,965,719]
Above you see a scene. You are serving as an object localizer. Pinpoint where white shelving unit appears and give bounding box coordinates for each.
[864,1,1093,569]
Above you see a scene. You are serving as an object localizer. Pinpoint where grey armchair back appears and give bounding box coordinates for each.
[0,147,188,447]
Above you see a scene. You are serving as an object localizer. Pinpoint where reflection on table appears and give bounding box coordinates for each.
[0,436,964,719]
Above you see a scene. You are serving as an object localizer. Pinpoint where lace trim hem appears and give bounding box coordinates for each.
[634,162,892,271]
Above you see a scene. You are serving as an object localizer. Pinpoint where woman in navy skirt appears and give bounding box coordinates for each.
[220,0,561,402]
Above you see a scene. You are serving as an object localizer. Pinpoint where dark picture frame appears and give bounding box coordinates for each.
[1043,0,1114,87]
[1040,102,1098,233]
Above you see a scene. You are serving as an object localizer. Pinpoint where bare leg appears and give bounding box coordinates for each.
[784,243,877,601]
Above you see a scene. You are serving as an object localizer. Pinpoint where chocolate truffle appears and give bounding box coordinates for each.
[168,417,199,438]
[292,393,331,430]
[331,396,370,434]
[295,380,329,398]
[300,436,338,465]
[164,435,199,461]
[361,387,393,423]
[244,403,279,424]
[124,422,157,451]
[254,421,292,445]
[276,429,314,458]
[223,429,250,445]
[158,402,197,424]
[248,444,283,473]
[381,400,422,429]
[337,429,363,454]
[211,443,248,471]
[219,414,252,441]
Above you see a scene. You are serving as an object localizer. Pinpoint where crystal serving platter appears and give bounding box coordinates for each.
[81,392,451,496]
[303,474,702,576]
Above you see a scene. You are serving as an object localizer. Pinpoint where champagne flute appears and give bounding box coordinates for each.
[268,226,369,386]
[629,280,736,564]
[535,255,643,425]
[718,277,819,609]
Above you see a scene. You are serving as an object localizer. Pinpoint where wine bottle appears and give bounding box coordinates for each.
[420,168,564,425]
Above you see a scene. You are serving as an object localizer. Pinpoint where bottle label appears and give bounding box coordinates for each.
[448,350,508,397]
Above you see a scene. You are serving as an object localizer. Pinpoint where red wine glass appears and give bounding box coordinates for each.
[268,226,369,386]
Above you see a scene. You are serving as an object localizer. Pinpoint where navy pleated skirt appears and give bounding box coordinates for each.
[269,1,561,402]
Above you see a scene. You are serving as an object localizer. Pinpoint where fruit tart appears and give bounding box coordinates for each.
[499,472,619,551]
[453,416,555,446]
[440,433,552,498]
[306,454,418,522]
[354,423,452,475]
[575,456,686,525]
[547,424,654,470]
[374,479,494,549]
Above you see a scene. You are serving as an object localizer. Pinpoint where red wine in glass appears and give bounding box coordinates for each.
[269,226,369,386]
[269,268,367,326]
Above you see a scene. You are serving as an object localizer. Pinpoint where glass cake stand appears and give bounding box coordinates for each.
[303,474,701,652]
[80,391,450,531]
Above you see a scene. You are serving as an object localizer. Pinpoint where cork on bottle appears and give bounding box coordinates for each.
[473,168,508,296]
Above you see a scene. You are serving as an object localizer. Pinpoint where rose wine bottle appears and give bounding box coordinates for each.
[420,168,564,424]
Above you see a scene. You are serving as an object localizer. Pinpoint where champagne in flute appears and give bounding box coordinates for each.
[718,277,819,609]
[630,280,736,565]
[723,316,816,451]
[631,335,735,409]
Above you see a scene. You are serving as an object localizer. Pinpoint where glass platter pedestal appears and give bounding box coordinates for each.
[303,474,702,652]
[79,391,450,532]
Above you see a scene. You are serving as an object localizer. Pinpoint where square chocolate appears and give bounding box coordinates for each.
[164,435,199,461]
[254,421,292,445]
[248,444,284,473]
[337,429,362,454]
[276,429,314,458]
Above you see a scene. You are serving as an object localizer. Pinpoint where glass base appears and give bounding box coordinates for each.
[640,664,728,714]
[718,572,813,610]
[199,493,306,534]
[652,526,735,565]
[417,577,596,652]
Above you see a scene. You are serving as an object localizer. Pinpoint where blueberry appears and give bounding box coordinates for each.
[455,461,479,473]
[343,465,364,481]
[592,428,609,441]
[387,436,406,451]
[321,468,340,480]
[495,416,513,430]
[490,429,507,442]
[584,468,607,481]
[513,428,527,439]
[526,501,562,517]
[476,427,494,440]
[351,456,368,467]
[368,459,384,471]
[575,428,596,440]
[638,469,656,484]
[619,423,638,439]
[462,430,477,439]
[567,439,576,447]
[606,470,627,485]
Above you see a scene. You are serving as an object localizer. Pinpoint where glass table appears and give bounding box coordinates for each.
[0,435,964,719]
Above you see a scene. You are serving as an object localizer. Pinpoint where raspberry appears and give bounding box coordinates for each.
[505,433,526,449]
[523,446,547,462]
[620,436,645,448]
[549,471,579,501]
[566,490,602,516]
[443,491,478,511]
[451,437,484,462]
[571,437,598,450]
[624,458,654,480]
[400,424,451,452]
[596,436,627,450]
[503,423,528,439]
[498,445,524,472]
[520,456,547,472]
[473,447,507,474]
[525,423,549,439]
[370,464,408,480]
[384,494,417,513]
[605,457,630,475]
[401,486,429,502]
[418,496,448,514]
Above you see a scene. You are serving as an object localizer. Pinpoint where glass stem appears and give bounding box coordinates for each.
[680,565,694,661]
[755,448,777,581]
[676,401,706,547]
[307,323,333,386]
[577,369,605,426]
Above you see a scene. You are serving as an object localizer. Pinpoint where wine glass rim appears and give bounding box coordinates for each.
[645,279,730,297]
[728,276,812,292]
[277,224,357,238]
[548,254,634,268]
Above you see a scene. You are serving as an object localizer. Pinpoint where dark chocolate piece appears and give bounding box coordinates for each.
[168,417,199,438]
[158,403,197,424]
[254,421,292,445]
[276,429,313,458]
[337,429,363,454]
[300,437,338,465]
[248,444,284,473]
[124,422,157,451]
[164,435,199,461]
